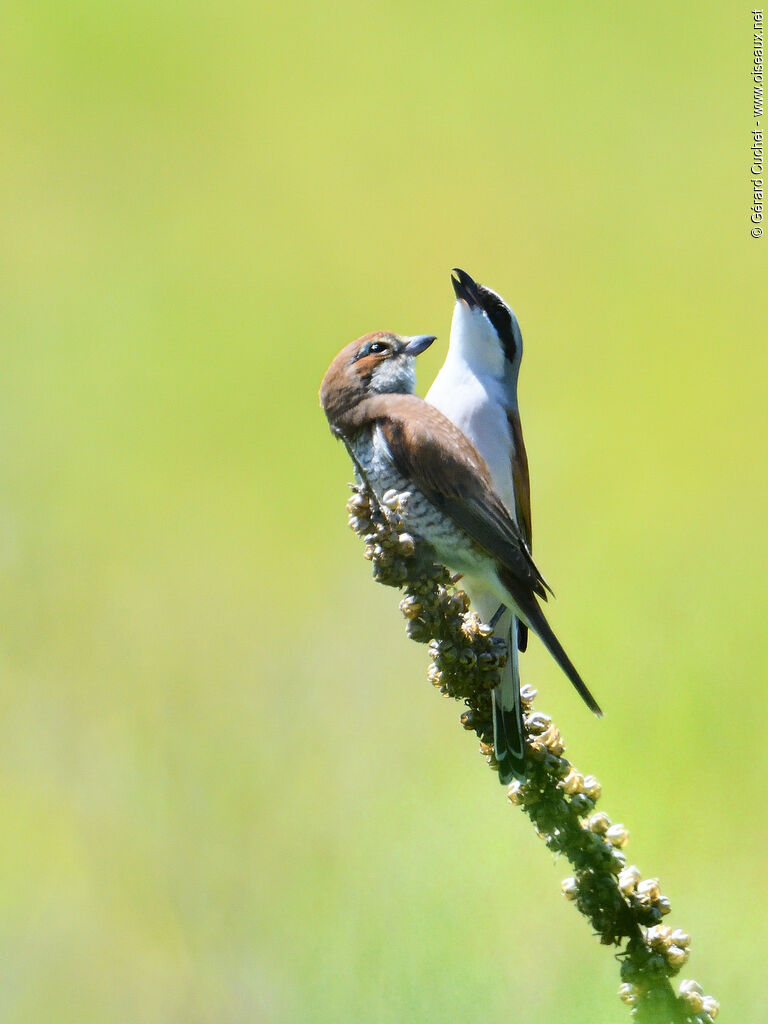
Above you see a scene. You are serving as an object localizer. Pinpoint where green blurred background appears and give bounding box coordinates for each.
[0,1,764,1021]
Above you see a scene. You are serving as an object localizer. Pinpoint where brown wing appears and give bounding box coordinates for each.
[507,409,533,651]
[362,397,601,718]
[508,409,532,551]
[366,395,549,602]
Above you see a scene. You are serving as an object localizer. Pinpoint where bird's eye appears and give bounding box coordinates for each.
[355,338,392,361]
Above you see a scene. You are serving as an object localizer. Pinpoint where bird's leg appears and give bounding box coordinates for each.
[489,603,507,630]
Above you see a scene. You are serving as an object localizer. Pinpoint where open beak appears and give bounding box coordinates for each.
[403,334,436,356]
[451,267,481,308]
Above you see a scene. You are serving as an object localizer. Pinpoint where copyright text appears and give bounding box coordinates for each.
[751,9,764,236]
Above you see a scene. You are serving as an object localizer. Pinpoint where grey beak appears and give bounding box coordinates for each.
[451,267,481,308]
[403,334,436,356]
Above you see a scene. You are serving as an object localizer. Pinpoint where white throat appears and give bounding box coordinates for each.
[426,300,520,516]
[447,302,508,380]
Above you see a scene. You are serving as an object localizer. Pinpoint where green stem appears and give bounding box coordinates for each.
[345,484,719,1024]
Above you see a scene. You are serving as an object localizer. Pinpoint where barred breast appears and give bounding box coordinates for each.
[347,425,496,581]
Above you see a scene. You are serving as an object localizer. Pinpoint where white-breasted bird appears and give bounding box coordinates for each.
[426,269,534,781]
[320,330,601,782]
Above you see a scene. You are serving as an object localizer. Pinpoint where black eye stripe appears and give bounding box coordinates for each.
[355,340,390,360]
[476,285,518,363]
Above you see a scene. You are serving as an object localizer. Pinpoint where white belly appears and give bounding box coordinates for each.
[427,368,517,519]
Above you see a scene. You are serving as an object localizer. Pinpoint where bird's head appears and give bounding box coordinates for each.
[450,268,523,379]
[320,331,436,433]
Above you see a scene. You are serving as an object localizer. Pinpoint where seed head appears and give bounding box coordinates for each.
[342,484,715,1023]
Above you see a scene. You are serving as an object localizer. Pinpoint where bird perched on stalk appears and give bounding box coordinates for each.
[427,269,532,780]
[320,330,601,781]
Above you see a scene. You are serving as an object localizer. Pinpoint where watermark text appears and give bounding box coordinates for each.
[751,10,764,236]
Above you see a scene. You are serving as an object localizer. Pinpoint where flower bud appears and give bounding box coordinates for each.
[458,648,477,669]
[569,793,594,818]
[562,768,584,794]
[540,725,565,756]
[609,848,627,873]
[399,596,422,619]
[550,756,571,779]
[618,865,641,895]
[527,740,547,761]
[618,983,637,1006]
[397,533,415,557]
[681,991,704,1013]
[347,488,367,507]
[588,812,611,835]
[561,876,579,900]
[637,878,660,902]
[646,925,671,950]
[605,823,629,848]
[448,591,470,614]
[679,980,703,997]
[669,928,691,948]
[582,775,602,801]
[527,712,552,735]
[405,619,429,642]
[507,780,526,805]
[666,944,688,968]
[520,684,538,705]
[702,995,719,1019]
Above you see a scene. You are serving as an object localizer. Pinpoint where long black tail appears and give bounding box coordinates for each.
[523,600,602,717]
[492,613,526,784]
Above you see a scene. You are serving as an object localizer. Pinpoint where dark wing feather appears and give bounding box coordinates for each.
[370,396,549,601]
[507,409,532,552]
[507,409,533,651]
[362,395,602,720]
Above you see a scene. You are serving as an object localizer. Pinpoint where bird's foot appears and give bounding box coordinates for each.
[489,604,507,630]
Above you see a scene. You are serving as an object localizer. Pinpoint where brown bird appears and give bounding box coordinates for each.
[320,331,601,778]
